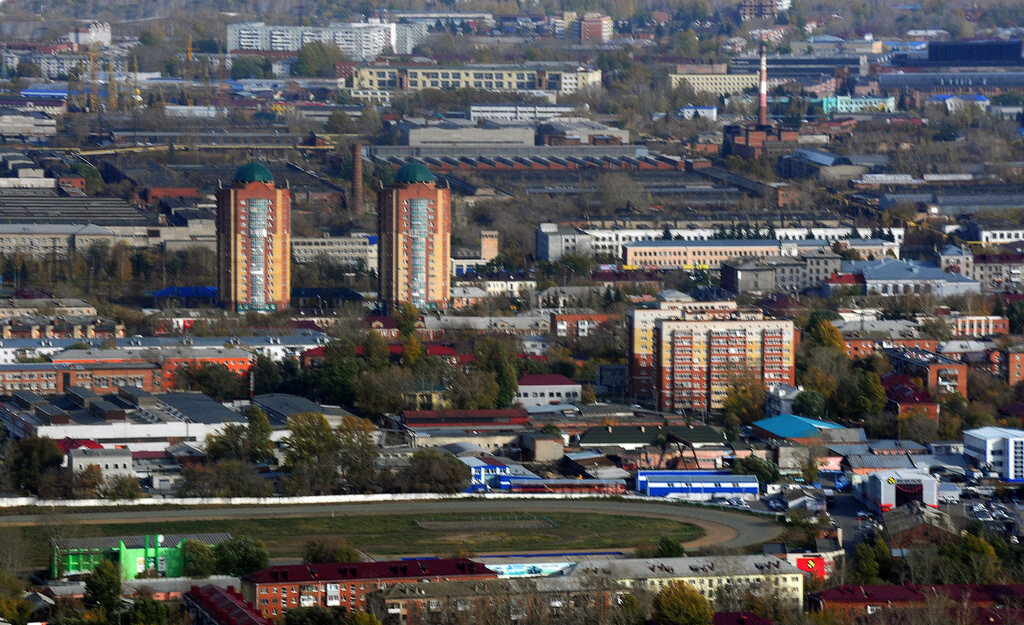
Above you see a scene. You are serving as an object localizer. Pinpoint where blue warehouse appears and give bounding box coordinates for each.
[636,470,760,500]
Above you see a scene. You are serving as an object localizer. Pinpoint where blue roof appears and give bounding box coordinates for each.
[753,414,843,439]
[842,259,977,283]
[153,286,217,298]
[625,239,778,248]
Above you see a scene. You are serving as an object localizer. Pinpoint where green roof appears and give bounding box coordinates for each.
[395,161,435,184]
[233,162,274,184]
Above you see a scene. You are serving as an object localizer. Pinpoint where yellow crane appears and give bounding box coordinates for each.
[107,57,118,111]
[87,44,99,112]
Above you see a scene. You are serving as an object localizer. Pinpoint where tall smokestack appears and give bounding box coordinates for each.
[758,45,768,127]
[352,142,363,212]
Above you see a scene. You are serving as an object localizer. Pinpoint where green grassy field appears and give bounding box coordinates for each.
[24,512,703,567]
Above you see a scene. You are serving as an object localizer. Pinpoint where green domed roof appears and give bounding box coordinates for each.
[233,162,274,184]
[395,161,435,184]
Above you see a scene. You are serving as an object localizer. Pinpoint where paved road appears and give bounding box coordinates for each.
[0,499,782,551]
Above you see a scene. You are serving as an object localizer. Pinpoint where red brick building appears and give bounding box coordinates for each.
[51,348,253,391]
[401,408,529,428]
[810,584,1024,619]
[882,374,939,421]
[883,348,967,398]
[241,559,497,618]
[186,585,270,625]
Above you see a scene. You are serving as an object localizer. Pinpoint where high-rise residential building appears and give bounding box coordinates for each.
[626,298,739,401]
[378,162,451,312]
[226,21,428,60]
[652,311,795,412]
[577,13,613,43]
[216,162,291,313]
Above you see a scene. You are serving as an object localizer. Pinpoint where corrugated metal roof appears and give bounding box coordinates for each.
[54,533,231,551]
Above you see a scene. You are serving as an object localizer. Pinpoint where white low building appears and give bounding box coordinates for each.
[516,374,581,408]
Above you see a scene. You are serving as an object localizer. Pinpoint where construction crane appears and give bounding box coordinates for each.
[107,57,118,111]
[87,44,99,112]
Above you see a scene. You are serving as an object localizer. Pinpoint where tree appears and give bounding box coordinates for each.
[474,338,519,408]
[126,596,167,625]
[616,594,646,625]
[179,460,271,498]
[1008,300,1024,334]
[15,62,42,78]
[401,333,423,367]
[326,111,355,134]
[596,173,652,212]
[445,369,499,409]
[580,384,597,405]
[807,320,846,354]
[857,371,887,416]
[792,390,826,419]
[336,416,379,493]
[214,537,270,576]
[8,436,64,495]
[181,540,217,578]
[655,536,685,558]
[252,355,283,395]
[294,41,345,77]
[83,560,122,615]
[851,542,879,584]
[343,613,381,625]
[304,538,360,564]
[361,333,390,371]
[354,369,409,418]
[723,369,766,425]
[230,56,271,80]
[205,423,249,461]
[398,449,470,493]
[247,405,274,463]
[102,476,142,500]
[282,412,341,495]
[733,455,780,485]
[393,303,419,337]
[284,606,338,625]
[651,581,713,625]
[173,362,246,400]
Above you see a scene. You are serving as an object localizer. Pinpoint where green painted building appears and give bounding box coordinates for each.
[51,533,231,580]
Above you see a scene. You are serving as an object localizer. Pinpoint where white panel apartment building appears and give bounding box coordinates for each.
[964,426,1024,481]
[536,223,904,261]
[227,21,427,60]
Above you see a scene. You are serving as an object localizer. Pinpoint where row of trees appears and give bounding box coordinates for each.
[197,411,470,496]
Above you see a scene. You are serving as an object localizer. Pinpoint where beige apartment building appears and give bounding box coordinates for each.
[353,63,601,94]
[568,556,805,609]
[670,72,758,94]
[626,297,739,400]
[654,313,796,412]
[623,239,783,270]
[290,234,378,271]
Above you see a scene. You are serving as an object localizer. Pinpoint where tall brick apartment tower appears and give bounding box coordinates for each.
[216,162,291,313]
[378,162,451,312]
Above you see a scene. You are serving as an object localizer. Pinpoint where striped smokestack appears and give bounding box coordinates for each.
[351,142,363,212]
[758,45,768,127]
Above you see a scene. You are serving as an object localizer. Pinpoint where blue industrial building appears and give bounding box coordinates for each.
[636,470,759,500]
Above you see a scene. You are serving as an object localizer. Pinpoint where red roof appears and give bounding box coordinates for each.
[55,438,103,453]
[517,374,578,387]
[365,316,398,328]
[243,559,495,585]
[188,585,269,625]
[816,584,1024,605]
[302,346,325,358]
[827,272,863,285]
